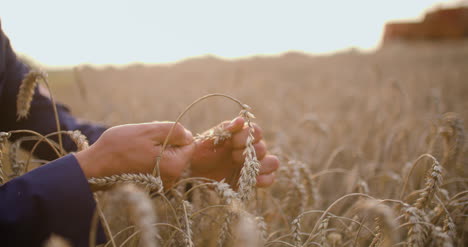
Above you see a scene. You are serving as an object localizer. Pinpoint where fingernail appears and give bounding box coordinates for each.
[185,129,193,143]
[227,118,238,129]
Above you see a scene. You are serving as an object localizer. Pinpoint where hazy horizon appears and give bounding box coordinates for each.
[2,0,467,68]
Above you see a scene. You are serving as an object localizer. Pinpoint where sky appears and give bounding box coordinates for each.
[1,0,467,67]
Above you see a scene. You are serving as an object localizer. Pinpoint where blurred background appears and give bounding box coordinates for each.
[0,0,467,137]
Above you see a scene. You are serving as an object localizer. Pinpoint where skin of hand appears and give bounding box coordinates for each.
[74,122,195,188]
[190,117,280,188]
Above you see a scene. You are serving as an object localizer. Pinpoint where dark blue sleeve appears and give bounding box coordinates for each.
[0,20,107,160]
[0,154,106,247]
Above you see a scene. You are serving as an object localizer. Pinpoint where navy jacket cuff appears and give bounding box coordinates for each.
[2,154,106,246]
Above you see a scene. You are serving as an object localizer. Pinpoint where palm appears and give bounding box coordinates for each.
[190,139,240,183]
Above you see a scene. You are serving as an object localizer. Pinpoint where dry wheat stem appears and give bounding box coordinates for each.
[7,129,61,157]
[8,136,39,177]
[304,193,375,246]
[104,223,185,247]
[22,130,78,172]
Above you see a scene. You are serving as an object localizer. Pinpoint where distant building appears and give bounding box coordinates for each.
[382,7,468,44]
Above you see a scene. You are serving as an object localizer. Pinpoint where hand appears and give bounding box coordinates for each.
[190,117,279,187]
[75,122,195,188]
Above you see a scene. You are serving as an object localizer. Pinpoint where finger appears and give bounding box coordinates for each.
[258,155,280,175]
[224,117,245,133]
[231,123,263,149]
[195,117,244,148]
[145,122,193,146]
[256,172,276,188]
[231,141,267,165]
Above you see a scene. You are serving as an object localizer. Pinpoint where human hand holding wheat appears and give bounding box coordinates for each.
[190,117,279,188]
[75,121,194,188]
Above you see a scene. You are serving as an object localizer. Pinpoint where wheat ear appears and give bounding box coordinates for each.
[284,160,308,219]
[439,112,465,172]
[194,125,231,145]
[17,70,64,154]
[291,214,304,247]
[114,184,157,247]
[66,130,89,151]
[16,70,46,119]
[413,158,442,210]
[403,204,430,247]
[88,173,163,193]
[318,216,330,246]
[0,132,11,184]
[358,199,398,247]
[176,200,194,247]
[237,104,261,202]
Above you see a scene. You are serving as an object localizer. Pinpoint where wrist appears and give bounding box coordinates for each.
[74,147,104,178]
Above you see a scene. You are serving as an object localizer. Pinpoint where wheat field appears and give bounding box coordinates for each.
[1,41,468,246]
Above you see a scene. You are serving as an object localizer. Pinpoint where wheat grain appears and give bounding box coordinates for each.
[194,125,231,145]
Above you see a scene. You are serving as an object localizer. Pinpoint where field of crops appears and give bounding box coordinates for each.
[1,41,467,246]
